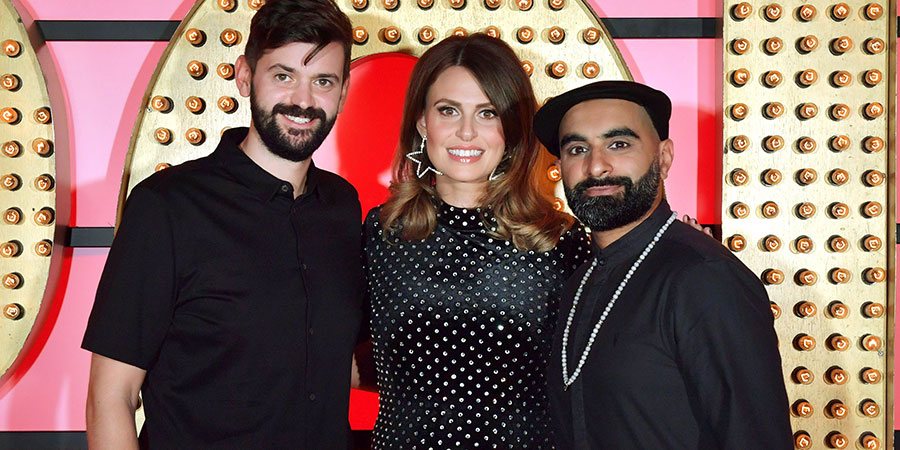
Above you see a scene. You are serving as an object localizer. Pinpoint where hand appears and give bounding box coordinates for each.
[682,214,712,236]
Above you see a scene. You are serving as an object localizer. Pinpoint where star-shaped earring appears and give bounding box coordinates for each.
[406,136,443,178]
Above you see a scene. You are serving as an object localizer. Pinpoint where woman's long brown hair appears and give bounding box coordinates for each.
[380,34,572,252]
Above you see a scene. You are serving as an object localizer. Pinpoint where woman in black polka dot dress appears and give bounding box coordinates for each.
[363,35,591,448]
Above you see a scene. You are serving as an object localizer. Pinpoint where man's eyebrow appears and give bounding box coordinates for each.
[559,133,588,149]
[603,127,639,139]
[266,63,296,73]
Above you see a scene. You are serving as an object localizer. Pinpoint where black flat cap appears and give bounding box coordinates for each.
[534,80,672,156]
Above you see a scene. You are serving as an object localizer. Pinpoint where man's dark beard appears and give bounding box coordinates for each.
[250,87,336,162]
[564,160,661,232]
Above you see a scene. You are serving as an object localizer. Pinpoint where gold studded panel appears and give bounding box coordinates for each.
[722,2,894,448]
[0,0,62,382]
[121,0,631,220]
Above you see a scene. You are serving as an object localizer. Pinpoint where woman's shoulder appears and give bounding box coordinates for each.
[552,220,592,264]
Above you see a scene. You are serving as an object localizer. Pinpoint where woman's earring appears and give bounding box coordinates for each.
[406,136,444,178]
[489,157,506,181]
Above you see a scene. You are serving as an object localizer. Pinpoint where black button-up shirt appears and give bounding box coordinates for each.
[549,200,792,449]
[83,127,365,449]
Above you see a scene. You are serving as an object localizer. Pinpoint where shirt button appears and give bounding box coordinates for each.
[596,258,605,266]
[302,263,307,270]
[308,327,314,336]
[309,393,316,401]
[280,184,291,193]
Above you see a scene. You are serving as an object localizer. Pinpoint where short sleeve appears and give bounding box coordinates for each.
[671,260,792,449]
[81,186,177,370]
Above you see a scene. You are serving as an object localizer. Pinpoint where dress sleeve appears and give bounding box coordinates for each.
[81,186,177,370]
[556,222,593,279]
[671,260,793,450]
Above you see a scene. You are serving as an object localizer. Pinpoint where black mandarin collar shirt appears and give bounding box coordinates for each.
[549,200,792,449]
[83,128,365,449]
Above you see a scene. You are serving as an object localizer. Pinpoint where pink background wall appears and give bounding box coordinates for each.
[0,0,895,433]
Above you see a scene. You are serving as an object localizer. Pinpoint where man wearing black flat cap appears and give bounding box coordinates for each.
[534,80,791,449]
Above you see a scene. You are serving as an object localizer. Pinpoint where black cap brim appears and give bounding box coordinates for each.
[533,80,672,156]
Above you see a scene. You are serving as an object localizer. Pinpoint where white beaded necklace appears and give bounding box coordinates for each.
[561,212,678,390]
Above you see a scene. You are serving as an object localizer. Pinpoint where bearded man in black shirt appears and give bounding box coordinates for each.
[82,0,365,447]
[534,81,792,449]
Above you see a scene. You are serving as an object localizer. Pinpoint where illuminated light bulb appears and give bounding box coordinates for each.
[217,63,235,79]
[730,69,750,86]
[796,138,816,153]
[516,27,534,44]
[448,0,465,9]
[793,432,812,449]
[248,0,265,10]
[521,61,534,77]
[762,135,782,152]
[187,60,207,79]
[795,168,817,185]
[761,169,782,186]
[185,96,205,114]
[830,3,850,20]
[791,400,814,417]
[761,269,784,285]
[793,236,812,253]
[34,174,54,192]
[829,135,850,151]
[0,107,20,124]
[830,70,851,87]
[548,0,564,10]
[33,107,51,124]
[863,170,885,186]
[729,103,748,120]
[483,0,500,8]
[863,137,884,153]
[828,301,849,319]
[865,3,883,19]
[730,135,750,152]
[548,61,567,78]
[2,303,22,320]
[548,27,565,44]
[352,27,369,45]
[826,366,848,384]
[861,201,882,218]
[828,202,849,219]
[760,201,778,218]
[830,36,852,53]
[352,0,368,10]
[416,28,435,45]
[764,37,783,54]
[516,0,532,10]
[186,128,205,145]
[155,163,170,172]
[2,40,21,57]
[791,367,813,385]
[218,0,237,11]
[762,235,781,251]
[795,202,816,219]
[793,336,816,352]
[762,70,782,87]
[827,236,848,252]
[769,302,781,318]
[828,169,849,185]
[217,96,237,113]
[220,28,241,47]
[863,267,886,283]
[728,169,748,186]
[798,36,817,53]
[731,38,750,54]
[860,368,882,384]
[581,62,599,79]
[861,235,882,252]
[860,434,880,450]
[552,198,564,211]
[863,102,884,119]
[34,208,55,226]
[155,128,172,145]
[1,174,20,191]
[829,103,850,121]
[796,4,816,21]
[795,269,817,286]
[727,235,746,252]
[0,74,19,91]
[860,400,880,417]
[797,68,817,86]
[381,26,401,43]
[828,268,851,284]
[764,3,782,20]
[729,202,749,218]
[860,334,882,351]
[582,28,600,44]
[0,241,21,258]
[3,208,22,225]
[864,38,884,54]
[185,28,206,46]
[484,26,500,38]
[452,28,467,37]
[151,96,172,112]
[797,102,817,119]
[731,2,752,19]
[546,165,560,182]
[826,400,848,419]
[863,69,882,86]
[382,0,399,10]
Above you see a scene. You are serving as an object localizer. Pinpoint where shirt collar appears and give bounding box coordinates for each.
[592,199,673,265]
[212,127,322,202]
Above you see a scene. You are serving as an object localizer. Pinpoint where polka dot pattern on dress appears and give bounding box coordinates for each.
[364,201,591,448]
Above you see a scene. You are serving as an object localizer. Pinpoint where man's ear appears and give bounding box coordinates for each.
[658,138,674,180]
[337,75,350,114]
[235,55,252,98]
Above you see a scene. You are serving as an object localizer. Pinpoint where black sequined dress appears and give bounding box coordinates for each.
[364,202,591,449]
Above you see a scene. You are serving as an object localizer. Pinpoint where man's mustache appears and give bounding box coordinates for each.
[573,176,633,193]
[272,104,326,121]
